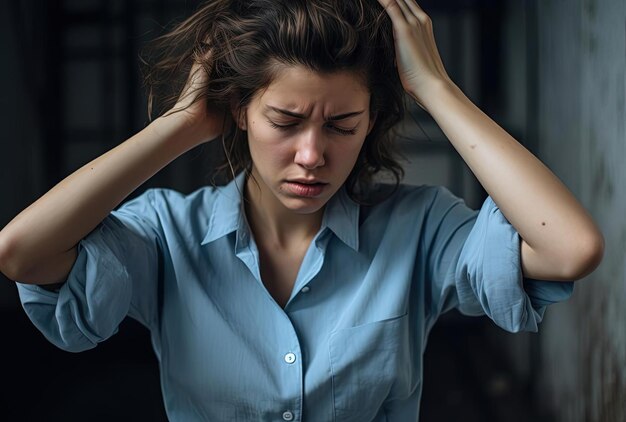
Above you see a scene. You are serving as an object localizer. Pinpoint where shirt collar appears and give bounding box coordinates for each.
[200,172,360,251]
[321,185,360,251]
[200,172,247,246]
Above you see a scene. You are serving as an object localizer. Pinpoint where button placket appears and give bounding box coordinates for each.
[276,327,301,422]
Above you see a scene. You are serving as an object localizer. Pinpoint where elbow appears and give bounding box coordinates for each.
[0,232,30,281]
[0,235,22,281]
[562,231,605,281]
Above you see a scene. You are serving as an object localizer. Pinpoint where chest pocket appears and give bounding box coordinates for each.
[328,312,411,422]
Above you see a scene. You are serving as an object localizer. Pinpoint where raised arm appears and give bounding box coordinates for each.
[378,0,604,281]
[0,63,224,285]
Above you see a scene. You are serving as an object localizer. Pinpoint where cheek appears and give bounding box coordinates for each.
[333,139,366,166]
[247,124,293,166]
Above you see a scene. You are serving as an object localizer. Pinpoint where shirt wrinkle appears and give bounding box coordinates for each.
[14,177,575,422]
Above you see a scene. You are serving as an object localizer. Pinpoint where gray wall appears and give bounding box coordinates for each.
[432,1,626,420]
[534,0,626,420]
[491,0,625,421]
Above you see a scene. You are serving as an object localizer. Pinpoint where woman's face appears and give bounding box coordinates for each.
[241,65,375,215]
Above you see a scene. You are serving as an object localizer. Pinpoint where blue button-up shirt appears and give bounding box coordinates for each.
[16,172,574,421]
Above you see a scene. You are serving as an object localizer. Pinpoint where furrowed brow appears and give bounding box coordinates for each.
[266,106,306,119]
[266,105,364,121]
[325,111,365,121]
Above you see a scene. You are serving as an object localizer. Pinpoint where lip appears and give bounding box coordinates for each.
[288,178,328,185]
[283,180,328,197]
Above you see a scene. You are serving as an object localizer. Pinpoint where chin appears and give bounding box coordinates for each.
[279,195,329,215]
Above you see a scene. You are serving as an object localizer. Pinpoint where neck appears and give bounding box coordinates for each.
[244,173,325,248]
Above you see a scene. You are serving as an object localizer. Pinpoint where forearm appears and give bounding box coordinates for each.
[423,81,603,274]
[0,116,199,281]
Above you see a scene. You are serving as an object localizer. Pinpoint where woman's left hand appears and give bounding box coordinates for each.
[378,0,453,110]
[380,2,604,282]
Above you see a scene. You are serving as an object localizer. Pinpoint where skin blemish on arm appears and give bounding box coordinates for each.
[542,222,546,226]
[470,144,477,149]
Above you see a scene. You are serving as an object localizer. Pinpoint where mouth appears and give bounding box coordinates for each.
[283,179,329,197]
[288,178,328,185]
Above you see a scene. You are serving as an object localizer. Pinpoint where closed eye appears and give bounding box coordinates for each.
[266,119,357,136]
[266,120,296,130]
[329,125,357,136]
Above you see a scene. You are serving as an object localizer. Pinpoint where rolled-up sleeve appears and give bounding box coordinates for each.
[428,187,574,333]
[15,189,162,352]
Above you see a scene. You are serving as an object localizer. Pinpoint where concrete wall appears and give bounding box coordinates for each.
[534,0,625,420]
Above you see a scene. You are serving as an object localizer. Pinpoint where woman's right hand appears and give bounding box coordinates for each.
[0,56,224,283]
[160,57,228,146]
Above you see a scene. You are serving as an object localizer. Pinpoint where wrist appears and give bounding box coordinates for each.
[146,114,202,152]
[412,79,463,114]
[150,111,214,149]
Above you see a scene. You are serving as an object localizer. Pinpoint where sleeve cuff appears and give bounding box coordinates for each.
[16,216,133,352]
[456,196,575,333]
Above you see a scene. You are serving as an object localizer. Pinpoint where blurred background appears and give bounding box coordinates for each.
[0,0,624,420]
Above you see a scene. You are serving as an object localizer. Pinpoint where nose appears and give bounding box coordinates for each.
[293,128,326,169]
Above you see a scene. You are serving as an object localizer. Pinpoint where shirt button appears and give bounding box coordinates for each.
[284,353,296,364]
[301,286,310,293]
[282,411,294,421]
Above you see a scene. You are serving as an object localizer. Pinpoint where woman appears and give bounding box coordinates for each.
[0,0,603,420]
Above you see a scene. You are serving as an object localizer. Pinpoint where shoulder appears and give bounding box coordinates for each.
[366,182,457,211]
[115,185,221,225]
[147,185,220,209]
[358,183,472,229]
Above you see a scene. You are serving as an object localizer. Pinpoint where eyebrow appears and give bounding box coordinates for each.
[265,105,364,121]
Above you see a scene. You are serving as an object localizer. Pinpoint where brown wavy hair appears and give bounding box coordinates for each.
[141,0,405,203]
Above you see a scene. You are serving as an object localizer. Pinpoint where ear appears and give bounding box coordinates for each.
[230,99,247,131]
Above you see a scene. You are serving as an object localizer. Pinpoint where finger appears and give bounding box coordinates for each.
[376,0,408,25]
[402,0,431,23]
[394,0,414,22]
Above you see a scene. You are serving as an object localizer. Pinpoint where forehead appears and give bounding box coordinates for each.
[255,65,370,110]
